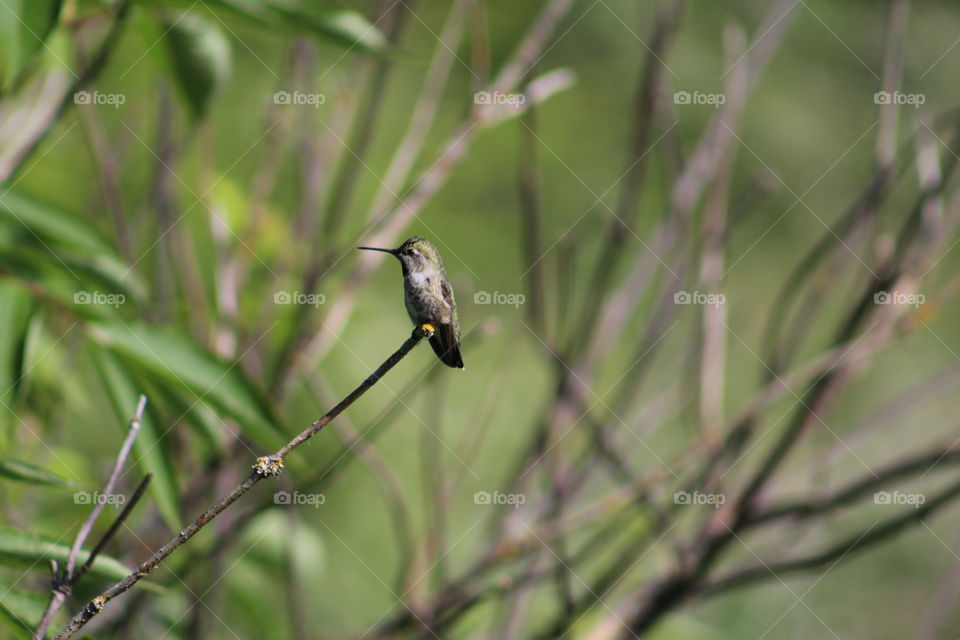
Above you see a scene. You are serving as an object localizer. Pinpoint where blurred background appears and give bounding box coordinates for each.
[3,0,960,638]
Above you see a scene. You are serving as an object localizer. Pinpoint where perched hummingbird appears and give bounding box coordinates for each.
[358,236,464,369]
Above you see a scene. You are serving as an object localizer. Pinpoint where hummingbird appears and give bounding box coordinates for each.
[358,236,464,369]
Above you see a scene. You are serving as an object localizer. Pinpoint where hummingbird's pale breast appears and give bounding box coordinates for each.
[403,268,451,325]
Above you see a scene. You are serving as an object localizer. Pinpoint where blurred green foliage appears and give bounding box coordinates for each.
[2,1,960,639]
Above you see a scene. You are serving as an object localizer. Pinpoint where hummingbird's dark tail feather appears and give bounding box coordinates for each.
[430,324,464,369]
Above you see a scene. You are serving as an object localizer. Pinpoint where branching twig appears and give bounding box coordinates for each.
[747,443,960,527]
[74,473,153,585]
[698,475,960,597]
[54,327,432,640]
[34,395,147,640]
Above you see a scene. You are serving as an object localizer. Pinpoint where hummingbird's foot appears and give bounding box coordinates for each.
[418,323,436,338]
[253,455,285,477]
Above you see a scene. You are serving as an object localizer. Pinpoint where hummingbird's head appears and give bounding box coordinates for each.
[358,235,442,275]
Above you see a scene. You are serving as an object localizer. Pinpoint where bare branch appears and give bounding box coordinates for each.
[54,328,432,640]
[699,475,960,597]
[34,395,147,640]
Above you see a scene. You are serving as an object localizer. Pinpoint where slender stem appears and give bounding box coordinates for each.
[698,475,960,596]
[74,474,153,584]
[68,396,146,577]
[34,395,147,640]
[54,328,430,640]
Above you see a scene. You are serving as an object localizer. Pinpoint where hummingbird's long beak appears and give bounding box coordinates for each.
[357,246,398,255]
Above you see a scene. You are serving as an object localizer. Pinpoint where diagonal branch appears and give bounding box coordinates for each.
[73,474,153,585]
[54,327,432,640]
[33,395,147,640]
[698,474,960,597]
[746,442,960,528]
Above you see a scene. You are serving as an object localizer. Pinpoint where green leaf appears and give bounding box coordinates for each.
[0,527,131,582]
[143,0,387,53]
[0,190,111,254]
[88,322,285,449]
[0,281,33,433]
[0,242,145,315]
[0,459,71,487]
[92,348,181,532]
[0,0,63,90]
[154,384,226,456]
[163,11,231,120]
[303,10,388,53]
[226,511,326,633]
[0,190,146,303]
[0,589,50,639]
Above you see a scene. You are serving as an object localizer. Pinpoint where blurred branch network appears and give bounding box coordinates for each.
[1,0,960,638]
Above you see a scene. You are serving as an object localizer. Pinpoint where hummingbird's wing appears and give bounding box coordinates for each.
[440,277,459,340]
[430,278,463,368]
[429,323,464,369]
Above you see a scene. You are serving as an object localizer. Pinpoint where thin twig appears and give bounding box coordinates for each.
[697,25,747,444]
[74,473,153,583]
[365,0,472,223]
[33,395,147,640]
[518,83,548,336]
[290,0,577,373]
[698,475,960,596]
[54,328,431,640]
[68,395,146,577]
